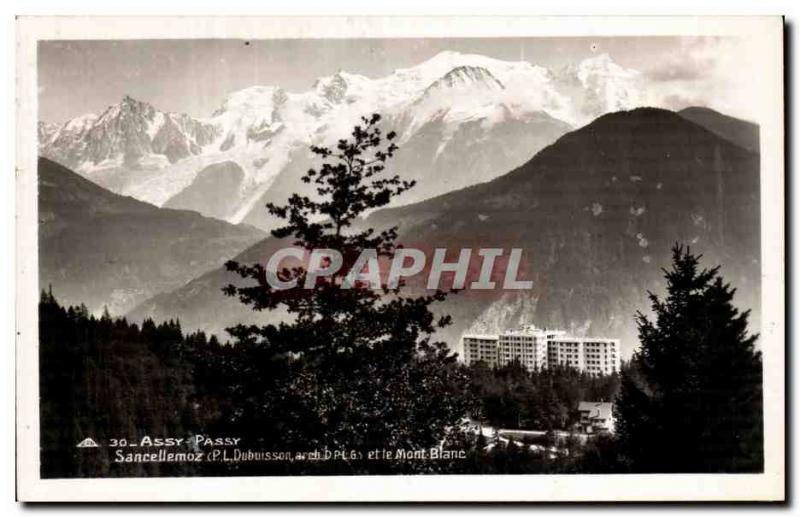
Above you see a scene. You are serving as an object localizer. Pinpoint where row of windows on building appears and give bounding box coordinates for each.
[462,325,621,375]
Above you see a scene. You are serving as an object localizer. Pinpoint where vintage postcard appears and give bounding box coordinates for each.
[16,16,785,502]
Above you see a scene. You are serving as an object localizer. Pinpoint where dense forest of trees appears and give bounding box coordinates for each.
[39,288,224,477]
[466,360,620,430]
[38,289,622,477]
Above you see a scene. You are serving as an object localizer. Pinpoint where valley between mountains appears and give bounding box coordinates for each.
[38,51,761,359]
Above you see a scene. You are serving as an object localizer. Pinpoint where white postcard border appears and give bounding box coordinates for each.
[15,15,785,502]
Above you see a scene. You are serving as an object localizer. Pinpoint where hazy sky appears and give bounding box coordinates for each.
[38,36,758,123]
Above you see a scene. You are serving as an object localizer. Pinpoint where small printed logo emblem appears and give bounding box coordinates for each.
[76,437,99,448]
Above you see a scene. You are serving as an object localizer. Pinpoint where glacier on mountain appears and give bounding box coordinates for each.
[39,51,647,228]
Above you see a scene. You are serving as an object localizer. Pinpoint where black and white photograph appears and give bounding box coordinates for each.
[14,15,785,502]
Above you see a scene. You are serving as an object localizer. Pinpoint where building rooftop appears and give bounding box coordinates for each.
[499,324,567,336]
[578,401,614,420]
[462,334,499,340]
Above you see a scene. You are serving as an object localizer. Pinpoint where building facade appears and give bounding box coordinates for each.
[462,334,499,369]
[577,401,615,434]
[463,325,620,375]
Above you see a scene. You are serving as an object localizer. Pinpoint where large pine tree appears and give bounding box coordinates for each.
[222,114,473,473]
[615,244,763,472]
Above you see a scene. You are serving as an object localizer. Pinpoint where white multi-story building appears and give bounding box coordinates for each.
[496,325,566,371]
[462,325,621,375]
[548,337,621,375]
[462,334,499,368]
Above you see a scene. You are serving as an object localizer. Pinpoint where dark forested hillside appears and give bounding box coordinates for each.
[38,291,624,477]
[129,108,760,358]
[38,290,234,478]
[678,106,760,153]
[38,157,264,315]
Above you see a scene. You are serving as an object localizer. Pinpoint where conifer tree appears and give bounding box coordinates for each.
[615,244,763,472]
[222,114,473,472]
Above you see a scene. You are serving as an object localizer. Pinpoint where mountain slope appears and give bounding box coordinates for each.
[678,106,760,153]
[40,51,652,231]
[127,108,760,358]
[368,107,761,353]
[238,108,572,230]
[38,157,265,314]
[162,161,246,220]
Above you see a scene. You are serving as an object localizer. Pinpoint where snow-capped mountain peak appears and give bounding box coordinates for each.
[398,50,520,80]
[555,53,643,121]
[313,70,372,104]
[40,95,218,191]
[212,85,287,117]
[39,51,649,229]
[96,94,155,125]
[63,112,98,132]
[575,53,639,83]
[425,65,505,92]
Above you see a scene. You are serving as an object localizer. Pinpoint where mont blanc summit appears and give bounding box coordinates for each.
[39,51,644,230]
